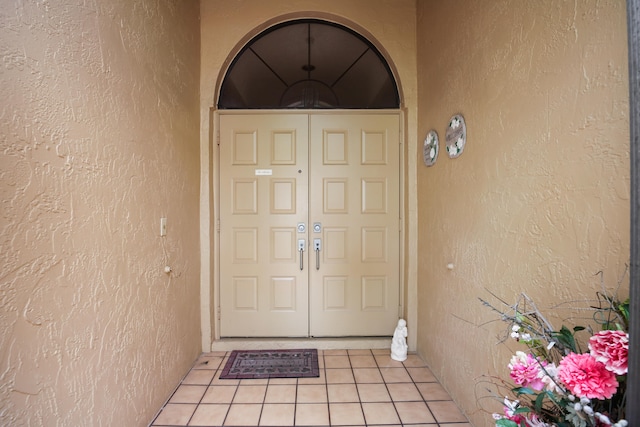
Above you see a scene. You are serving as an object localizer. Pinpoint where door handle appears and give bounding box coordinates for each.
[298,239,306,271]
[313,238,322,270]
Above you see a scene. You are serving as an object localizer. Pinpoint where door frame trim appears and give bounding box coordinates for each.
[209,109,411,346]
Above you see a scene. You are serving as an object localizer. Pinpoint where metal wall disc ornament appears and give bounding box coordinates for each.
[423,130,439,166]
[445,114,466,158]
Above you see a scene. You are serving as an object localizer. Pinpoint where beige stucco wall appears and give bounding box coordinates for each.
[199,0,419,347]
[1,1,201,425]
[416,1,630,426]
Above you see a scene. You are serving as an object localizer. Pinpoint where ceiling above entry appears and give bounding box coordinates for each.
[218,20,400,109]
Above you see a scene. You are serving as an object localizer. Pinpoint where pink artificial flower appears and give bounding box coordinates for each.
[539,363,562,393]
[589,330,629,375]
[557,353,618,400]
[509,351,546,391]
[504,408,525,425]
[502,397,526,425]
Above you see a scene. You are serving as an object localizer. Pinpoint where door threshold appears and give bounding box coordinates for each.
[211,336,392,352]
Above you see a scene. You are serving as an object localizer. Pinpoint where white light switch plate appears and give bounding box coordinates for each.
[160,218,167,236]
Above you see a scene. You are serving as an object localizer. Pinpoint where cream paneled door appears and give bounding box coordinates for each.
[219,114,309,337]
[308,114,400,336]
[219,113,400,337]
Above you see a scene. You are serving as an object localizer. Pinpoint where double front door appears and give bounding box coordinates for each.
[219,113,400,337]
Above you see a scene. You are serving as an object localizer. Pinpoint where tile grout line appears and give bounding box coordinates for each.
[355,349,373,427]
[406,357,438,424]
[184,352,225,427]
[217,351,234,427]
[377,350,405,426]
[255,374,270,427]
[291,354,302,427]
[323,350,330,427]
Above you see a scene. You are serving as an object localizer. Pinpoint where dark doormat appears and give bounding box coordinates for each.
[219,349,320,379]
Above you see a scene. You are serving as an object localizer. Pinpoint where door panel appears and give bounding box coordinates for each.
[219,114,309,337]
[219,113,400,337]
[309,114,400,336]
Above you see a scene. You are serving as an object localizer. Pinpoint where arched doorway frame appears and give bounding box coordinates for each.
[212,12,406,110]
[206,12,417,350]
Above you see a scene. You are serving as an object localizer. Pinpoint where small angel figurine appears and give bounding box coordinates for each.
[390,319,408,361]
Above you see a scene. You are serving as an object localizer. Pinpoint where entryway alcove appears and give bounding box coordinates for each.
[213,19,406,342]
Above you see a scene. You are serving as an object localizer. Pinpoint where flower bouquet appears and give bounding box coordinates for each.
[481,278,629,427]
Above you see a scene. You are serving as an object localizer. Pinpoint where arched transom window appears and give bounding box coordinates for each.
[218,19,400,109]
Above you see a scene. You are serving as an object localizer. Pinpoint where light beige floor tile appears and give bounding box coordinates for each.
[347,349,372,356]
[380,367,412,383]
[324,355,351,368]
[202,385,238,404]
[193,355,225,370]
[387,383,422,401]
[268,377,297,385]
[361,402,401,425]
[232,384,267,403]
[395,401,436,424]
[223,403,262,426]
[295,403,330,426]
[264,384,296,404]
[439,423,473,427]
[326,368,355,384]
[427,400,469,423]
[152,403,196,426]
[323,349,348,356]
[298,371,326,384]
[407,366,438,382]
[211,377,240,386]
[188,404,229,426]
[208,351,230,357]
[297,384,327,403]
[328,402,366,425]
[357,383,391,402]
[416,382,452,401]
[182,369,216,385]
[349,355,377,368]
[170,385,207,404]
[402,354,427,367]
[259,403,295,426]
[352,368,383,383]
[240,378,269,385]
[327,383,359,402]
[374,355,405,368]
[212,369,239,384]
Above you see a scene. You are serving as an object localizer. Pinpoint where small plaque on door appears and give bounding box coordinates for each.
[255,169,273,176]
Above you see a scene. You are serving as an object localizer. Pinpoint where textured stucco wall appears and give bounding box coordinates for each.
[200,0,418,347]
[1,1,201,425]
[416,1,630,426]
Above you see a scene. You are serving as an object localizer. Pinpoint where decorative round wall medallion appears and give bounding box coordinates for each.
[445,114,466,158]
[423,130,439,166]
